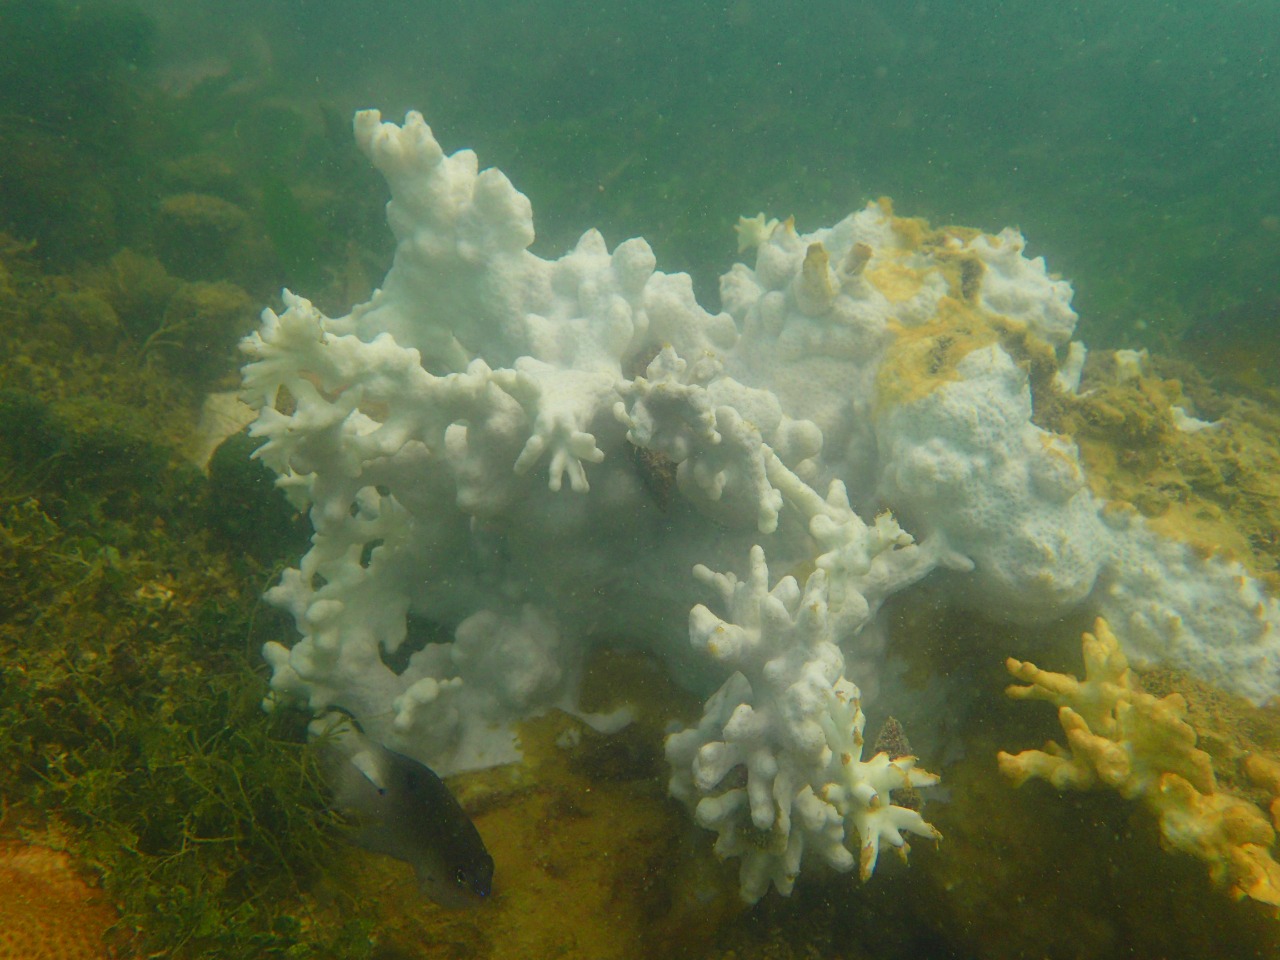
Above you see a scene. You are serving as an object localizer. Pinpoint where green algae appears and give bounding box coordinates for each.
[0,235,364,958]
[0,487,372,958]
[0,22,384,945]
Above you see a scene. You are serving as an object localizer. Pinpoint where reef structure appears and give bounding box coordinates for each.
[241,111,1280,902]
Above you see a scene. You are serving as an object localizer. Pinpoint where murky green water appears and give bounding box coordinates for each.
[2,2,1278,958]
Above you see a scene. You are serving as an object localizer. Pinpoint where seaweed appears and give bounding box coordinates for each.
[0,476,375,958]
[0,232,372,959]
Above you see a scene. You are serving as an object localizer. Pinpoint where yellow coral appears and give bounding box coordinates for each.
[0,841,117,959]
[1246,754,1280,831]
[998,618,1280,911]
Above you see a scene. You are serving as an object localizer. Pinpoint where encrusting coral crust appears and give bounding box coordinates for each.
[0,841,116,960]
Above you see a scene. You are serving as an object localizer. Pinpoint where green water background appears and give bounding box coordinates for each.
[135,0,1280,346]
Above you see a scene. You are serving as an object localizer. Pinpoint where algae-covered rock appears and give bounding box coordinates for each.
[154,192,252,281]
[86,248,180,342]
[204,429,307,564]
[150,279,254,384]
[159,154,247,203]
[0,127,122,263]
[39,290,123,353]
[0,388,60,467]
[1044,349,1280,586]
[0,1,155,264]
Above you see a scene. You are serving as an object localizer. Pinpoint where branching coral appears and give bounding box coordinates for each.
[665,546,939,901]
[999,618,1280,910]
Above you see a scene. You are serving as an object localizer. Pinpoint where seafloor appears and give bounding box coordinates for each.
[2,3,1280,958]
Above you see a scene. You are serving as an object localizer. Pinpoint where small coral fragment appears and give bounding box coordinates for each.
[734,212,779,253]
[999,618,1280,912]
[794,241,835,315]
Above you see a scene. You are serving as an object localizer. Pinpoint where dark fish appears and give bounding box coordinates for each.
[317,717,494,908]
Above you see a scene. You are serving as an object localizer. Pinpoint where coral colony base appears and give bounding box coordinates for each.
[240,111,1280,903]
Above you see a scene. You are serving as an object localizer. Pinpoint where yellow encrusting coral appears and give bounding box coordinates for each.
[0,841,116,959]
[868,209,1066,414]
[998,618,1280,911]
[1247,754,1280,831]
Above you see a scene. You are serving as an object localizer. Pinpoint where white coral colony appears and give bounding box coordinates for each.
[241,111,1280,902]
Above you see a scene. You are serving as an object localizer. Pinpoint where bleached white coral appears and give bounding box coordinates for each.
[665,547,940,901]
[966,227,1077,347]
[876,342,1104,617]
[241,109,1280,904]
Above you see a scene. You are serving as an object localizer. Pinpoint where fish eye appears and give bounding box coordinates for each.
[455,867,466,887]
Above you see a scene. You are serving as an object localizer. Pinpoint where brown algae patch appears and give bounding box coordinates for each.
[1042,352,1280,586]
